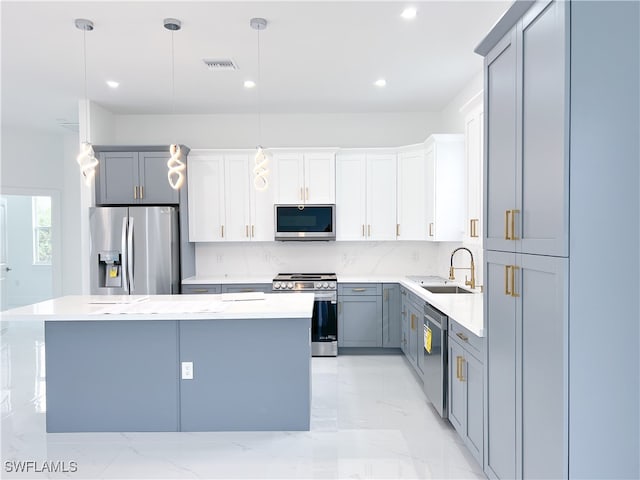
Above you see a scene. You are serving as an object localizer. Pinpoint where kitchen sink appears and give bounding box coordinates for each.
[422,285,473,294]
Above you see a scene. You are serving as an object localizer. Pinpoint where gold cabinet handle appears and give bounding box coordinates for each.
[459,356,466,382]
[221,225,224,238]
[511,209,520,240]
[504,265,512,296]
[251,225,255,237]
[396,224,400,237]
[134,186,138,199]
[456,356,462,380]
[338,301,342,314]
[384,289,389,301]
[192,288,208,293]
[300,187,304,201]
[368,224,371,237]
[245,225,249,238]
[456,332,469,343]
[505,210,511,240]
[362,224,365,237]
[510,265,520,298]
[429,223,434,237]
[306,187,309,200]
[140,185,144,199]
[470,218,479,238]
[352,288,366,292]
[410,313,415,330]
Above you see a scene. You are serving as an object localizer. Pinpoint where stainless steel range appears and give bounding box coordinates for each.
[272,273,338,356]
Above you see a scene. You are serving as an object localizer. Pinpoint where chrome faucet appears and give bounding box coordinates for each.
[449,247,476,290]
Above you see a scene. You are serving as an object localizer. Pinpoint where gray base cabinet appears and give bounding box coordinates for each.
[182,284,221,294]
[95,147,182,206]
[382,284,401,348]
[399,286,425,376]
[338,284,383,348]
[221,283,272,294]
[448,320,484,467]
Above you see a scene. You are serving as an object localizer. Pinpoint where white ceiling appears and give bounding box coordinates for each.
[1,1,509,132]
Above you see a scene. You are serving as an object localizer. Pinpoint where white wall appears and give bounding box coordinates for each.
[113,112,442,148]
[440,70,484,133]
[0,126,83,297]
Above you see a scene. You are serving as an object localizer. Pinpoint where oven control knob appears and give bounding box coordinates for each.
[274,282,281,289]
[330,283,336,289]
[287,282,294,289]
[322,282,328,288]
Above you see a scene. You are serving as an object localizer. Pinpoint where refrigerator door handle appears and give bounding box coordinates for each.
[121,216,129,293]
[127,216,135,293]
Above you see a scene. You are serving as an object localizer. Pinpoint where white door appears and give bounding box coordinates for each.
[336,153,366,240]
[424,144,436,240]
[366,153,397,241]
[465,105,484,244]
[224,154,252,241]
[273,152,304,204]
[397,149,426,240]
[0,198,8,311]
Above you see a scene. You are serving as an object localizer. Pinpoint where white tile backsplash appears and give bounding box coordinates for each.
[195,241,460,278]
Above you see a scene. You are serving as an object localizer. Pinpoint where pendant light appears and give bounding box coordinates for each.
[74,18,98,186]
[251,17,269,191]
[164,18,185,190]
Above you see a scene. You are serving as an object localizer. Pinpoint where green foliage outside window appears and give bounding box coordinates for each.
[32,197,52,265]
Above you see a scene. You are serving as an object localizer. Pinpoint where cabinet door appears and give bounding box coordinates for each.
[484,29,518,252]
[366,153,397,240]
[224,154,252,241]
[448,338,466,435]
[221,283,272,294]
[304,152,335,204]
[182,284,221,294]
[397,149,427,240]
[518,252,568,479]
[400,289,409,355]
[519,0,568,257]
[407,306,418,365]
[465,351,484,465]
[484,249,517,480]
[338,295,382,347]
[336,153,367,240]
[431,136,465,241]
[139,151,180,204]
[187,153,225,242]
[273,152,304,204]
[424,145,436,240]
[382,284,401,348]
[249,165,275,241]
[465,105,484,244]
[97,151,138,205]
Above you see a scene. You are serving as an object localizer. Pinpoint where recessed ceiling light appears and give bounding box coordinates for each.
[374,79,387,87]
[401,7,417,20]
[106,80,120,89]
[244,80,256,89]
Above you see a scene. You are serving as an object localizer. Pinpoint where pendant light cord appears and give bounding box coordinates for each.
[82,27,89,143]
[171,31,176,115]
[257,27,262,146]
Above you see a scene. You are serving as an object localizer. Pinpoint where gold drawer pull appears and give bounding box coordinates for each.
[192,288,208,293]
[511,209,520,240]
[140,185,144,199]
[396,224,400,237]
[505,210,511,239]
[221,225,224,238]
[134,186,138,199]
[429,223,434,237]
[456,332,469,343]
[510,265,520,298]
[352,288,366,292]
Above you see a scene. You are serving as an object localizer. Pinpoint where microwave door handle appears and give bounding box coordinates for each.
[127,216,134,294]
[121,216,129,293]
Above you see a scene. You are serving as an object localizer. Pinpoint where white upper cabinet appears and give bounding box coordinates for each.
[464,104,484,245]
[273,151,335,204]
[424,135,466,242]
[188,150,273,242]
[187,151,225,242]
[396,147,427,240]
[336,151,396,241]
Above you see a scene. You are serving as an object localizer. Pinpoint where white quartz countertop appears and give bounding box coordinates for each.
[0,293,315,322]
[182,274,484,337]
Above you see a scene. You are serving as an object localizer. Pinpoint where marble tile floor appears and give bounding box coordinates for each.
[0,319,485,479]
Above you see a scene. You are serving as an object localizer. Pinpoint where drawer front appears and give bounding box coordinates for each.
[449,319,484,360]
[221,284,272,294]
[182,284,221,295]
[338,283,382,296]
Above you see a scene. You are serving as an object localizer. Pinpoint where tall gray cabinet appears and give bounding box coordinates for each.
[477,1,639,478]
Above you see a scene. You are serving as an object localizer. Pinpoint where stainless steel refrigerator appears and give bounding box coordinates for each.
[89,206,180,295]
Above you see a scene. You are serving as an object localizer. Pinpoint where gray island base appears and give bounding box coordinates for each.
[5,294,313,433]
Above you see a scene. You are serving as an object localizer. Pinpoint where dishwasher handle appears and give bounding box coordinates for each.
[424,303,448,330]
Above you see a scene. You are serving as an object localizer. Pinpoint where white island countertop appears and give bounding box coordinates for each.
[0,293,315,322]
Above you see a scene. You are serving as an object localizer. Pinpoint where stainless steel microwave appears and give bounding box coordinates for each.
[274,204,336,241]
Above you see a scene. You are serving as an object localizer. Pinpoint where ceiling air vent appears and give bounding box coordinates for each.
[202,59,238,71]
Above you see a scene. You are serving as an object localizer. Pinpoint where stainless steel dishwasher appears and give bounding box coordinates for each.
[423,303,448,418]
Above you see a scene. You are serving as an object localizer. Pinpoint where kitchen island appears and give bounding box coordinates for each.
[2,293,314,433]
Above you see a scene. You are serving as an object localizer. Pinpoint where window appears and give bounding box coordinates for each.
[32,196,51,265]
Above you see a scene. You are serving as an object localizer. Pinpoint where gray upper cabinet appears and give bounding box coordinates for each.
[484,0,568,257]
[96,149,180,205]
